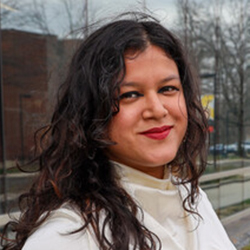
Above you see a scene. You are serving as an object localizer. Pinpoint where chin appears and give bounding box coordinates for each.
[147,156,176,167]
[156,153,177,164]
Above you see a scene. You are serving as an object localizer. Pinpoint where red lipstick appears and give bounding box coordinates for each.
[140,126,173,140]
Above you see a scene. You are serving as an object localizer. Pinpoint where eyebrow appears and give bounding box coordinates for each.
[120,75,180,87]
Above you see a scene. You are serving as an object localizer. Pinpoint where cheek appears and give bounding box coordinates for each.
[181,105,188,122]
[174,97,188,135]
[108,106,139,143]
[108,119,118,142]
[180,105,188,129]
[112,106,137,126]
[108,113,127,141]
[177,95,188,120]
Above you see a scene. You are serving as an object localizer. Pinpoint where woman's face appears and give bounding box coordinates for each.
[106,45,188,178]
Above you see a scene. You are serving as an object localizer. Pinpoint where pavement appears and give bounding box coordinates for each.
[223,211,250,250]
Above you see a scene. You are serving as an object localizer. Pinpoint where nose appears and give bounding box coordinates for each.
[142,93,168,120]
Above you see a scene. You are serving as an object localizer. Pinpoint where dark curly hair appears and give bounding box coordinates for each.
[1,14,208,250]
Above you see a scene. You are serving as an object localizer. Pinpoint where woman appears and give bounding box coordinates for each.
[2,15,236,250]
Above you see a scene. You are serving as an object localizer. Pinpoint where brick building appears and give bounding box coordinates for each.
[1,29,78,161]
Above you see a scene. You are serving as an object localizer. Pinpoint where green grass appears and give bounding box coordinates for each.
[216,199,250,219]
[0,162,39,175]
[242,244,250,250]
[0,167,20,175]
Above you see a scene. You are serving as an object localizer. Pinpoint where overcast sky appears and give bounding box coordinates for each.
[1,0,179,36]
[2,0,242,37]
[91,0,178,24]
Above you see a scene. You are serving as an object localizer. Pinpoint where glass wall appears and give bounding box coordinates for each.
[0,1,83,216]
[0,0,250,247]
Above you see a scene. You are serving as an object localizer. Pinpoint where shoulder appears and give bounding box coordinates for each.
[197,187,218,216]
[22,206,98,250]
[196,187,236,249]
[195,187,224,226]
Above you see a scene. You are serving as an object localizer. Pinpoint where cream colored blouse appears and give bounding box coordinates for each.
[22,163,236,250]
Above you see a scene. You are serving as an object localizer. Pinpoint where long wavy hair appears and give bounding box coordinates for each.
[1,14,208,250]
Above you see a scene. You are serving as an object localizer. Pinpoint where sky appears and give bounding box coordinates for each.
[91,0,178,24]
[1,0,244,37]
[1,0,179,36]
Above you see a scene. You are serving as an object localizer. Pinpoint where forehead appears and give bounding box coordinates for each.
[124,44,169,60]
[123,45,179,81]
[123,45,177,75]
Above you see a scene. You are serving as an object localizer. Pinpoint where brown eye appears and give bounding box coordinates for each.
[159,86,179,94]
[119,91,143,99]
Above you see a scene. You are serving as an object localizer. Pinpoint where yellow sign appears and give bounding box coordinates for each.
[201,95,214,120]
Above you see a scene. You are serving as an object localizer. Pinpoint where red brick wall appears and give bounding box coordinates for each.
[2,30,51,160]
[1,29,79,161]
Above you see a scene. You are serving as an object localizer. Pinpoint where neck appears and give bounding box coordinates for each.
[133,165,167,179]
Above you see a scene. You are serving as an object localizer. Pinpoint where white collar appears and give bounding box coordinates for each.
[112,161,176,191]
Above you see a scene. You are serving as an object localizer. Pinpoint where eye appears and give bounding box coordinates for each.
[119,91,143,100]
[159,85,179,94]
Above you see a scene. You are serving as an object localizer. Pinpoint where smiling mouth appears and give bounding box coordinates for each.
[140,126,173,140]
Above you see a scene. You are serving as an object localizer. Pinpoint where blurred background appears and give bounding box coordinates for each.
[0,0,250,249]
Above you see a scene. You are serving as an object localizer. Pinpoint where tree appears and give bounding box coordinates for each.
[0,0,23,26]
[218,0,250,156]
[175,0,250,157]
[1,0,93,39]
